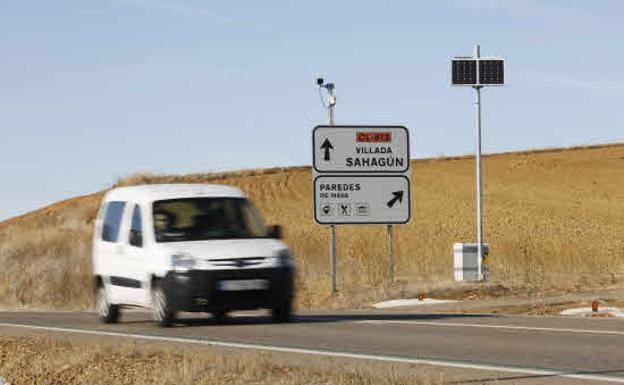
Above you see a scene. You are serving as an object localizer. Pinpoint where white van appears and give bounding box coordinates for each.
[92,184,295,327]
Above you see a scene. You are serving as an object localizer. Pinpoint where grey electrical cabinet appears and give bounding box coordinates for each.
[453,243,489,281]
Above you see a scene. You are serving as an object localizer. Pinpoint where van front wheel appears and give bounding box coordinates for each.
[151,284,175,327]
[212,310,228,323]
[271,299,293,323]
[96,286,119,324]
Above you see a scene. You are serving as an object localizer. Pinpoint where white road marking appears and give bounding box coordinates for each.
[356,320,624,336]
[560,307,624,318]
[372,298,458,309]
[0,322,623,383]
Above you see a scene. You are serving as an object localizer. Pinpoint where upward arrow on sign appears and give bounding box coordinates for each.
[320,138,334,161]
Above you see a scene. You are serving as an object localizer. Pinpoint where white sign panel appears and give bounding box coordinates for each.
[313,126,409,173]
[314,175,410,224]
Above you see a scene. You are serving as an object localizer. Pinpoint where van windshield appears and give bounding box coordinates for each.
[152,197,269,242]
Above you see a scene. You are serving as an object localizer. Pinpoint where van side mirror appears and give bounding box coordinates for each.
[268,225,282,239]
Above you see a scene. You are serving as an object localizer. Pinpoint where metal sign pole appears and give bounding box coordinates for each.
[387,224,394,282]
[327,84,337,294]
[330,224,336,293]
[473,44,484,281]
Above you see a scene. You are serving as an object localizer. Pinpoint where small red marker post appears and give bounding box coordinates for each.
[592,301,599,312]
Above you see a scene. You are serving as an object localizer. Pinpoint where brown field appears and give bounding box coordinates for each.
[0,335,443,385]
[1,144,624,310]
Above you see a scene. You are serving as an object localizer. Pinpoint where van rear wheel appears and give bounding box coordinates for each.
[96,286,119,324]
[151,284,175,327]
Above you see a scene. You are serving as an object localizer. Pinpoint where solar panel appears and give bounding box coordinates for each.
[452,59,477,85]
[479,59,504,85]
[452,57,505,86]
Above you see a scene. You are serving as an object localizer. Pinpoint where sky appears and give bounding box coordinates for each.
[1,0,623,220]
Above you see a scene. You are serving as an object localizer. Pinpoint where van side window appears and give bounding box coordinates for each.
[129,205,143,248]
[101,201,126,243]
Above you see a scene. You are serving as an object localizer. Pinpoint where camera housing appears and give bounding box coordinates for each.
[317,78,324,86]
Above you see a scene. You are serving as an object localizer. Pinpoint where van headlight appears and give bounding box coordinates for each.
[276,249,295,268]
[171,253,196,272]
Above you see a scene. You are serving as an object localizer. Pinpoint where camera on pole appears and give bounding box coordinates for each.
[317,78,336,110]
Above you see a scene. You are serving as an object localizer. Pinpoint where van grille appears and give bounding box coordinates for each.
[208,257,266,268]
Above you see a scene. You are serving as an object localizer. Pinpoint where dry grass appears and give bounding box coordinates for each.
[484,298,624,316]
[1,144,624,310]
[0,335,444,385]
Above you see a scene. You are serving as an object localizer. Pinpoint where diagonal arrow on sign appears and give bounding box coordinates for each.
[320,138,334,161]
[387,191,404,208]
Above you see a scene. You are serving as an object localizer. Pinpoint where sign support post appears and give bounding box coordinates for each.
[330,224,336,293]
[387,224,394,282]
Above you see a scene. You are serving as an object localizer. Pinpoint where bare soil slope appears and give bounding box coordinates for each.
[1,144,623,309]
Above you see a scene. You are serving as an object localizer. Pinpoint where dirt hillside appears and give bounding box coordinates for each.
[1,144,624,309]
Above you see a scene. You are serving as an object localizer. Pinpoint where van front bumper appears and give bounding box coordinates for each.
[163,267,294,313]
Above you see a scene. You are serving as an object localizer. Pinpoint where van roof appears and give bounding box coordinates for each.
[103,184,246,203]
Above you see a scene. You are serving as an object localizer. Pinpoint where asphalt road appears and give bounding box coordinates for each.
[1,309,624,383]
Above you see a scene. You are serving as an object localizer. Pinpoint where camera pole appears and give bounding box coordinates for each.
[326,83,337,294]
[317,78,338,294]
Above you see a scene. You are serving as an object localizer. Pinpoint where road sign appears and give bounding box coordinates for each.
[313,126,409,173]
[314,175,410,224]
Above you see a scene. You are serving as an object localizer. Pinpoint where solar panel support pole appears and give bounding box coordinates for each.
[473,44,485,282]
